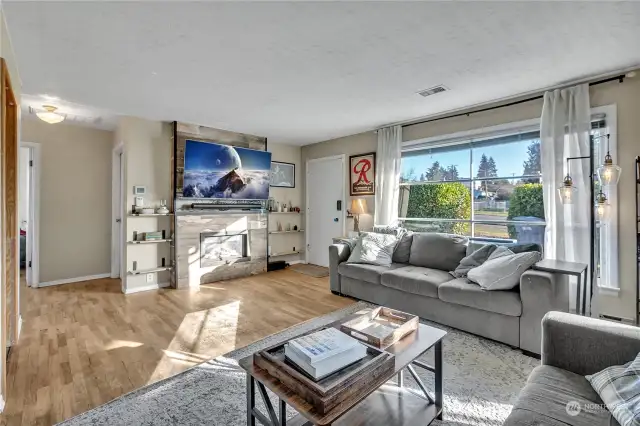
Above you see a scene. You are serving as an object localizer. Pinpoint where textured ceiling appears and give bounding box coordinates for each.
[4,1,640,145]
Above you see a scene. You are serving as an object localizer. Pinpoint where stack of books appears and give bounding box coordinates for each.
[284,328,367,381]
[143,231,163,241]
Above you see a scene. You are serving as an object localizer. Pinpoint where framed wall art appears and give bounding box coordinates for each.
[349,152,376,196]
[270,161,296,188]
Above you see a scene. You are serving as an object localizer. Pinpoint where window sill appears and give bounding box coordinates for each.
[597,285,620,296]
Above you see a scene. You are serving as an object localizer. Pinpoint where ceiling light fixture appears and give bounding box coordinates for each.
[36,105,65,124]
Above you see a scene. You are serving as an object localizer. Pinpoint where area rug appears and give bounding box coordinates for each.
[60,302,538,426]
[288,263,330,278]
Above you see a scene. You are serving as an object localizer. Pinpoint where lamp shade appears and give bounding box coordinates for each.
[557,174,577,205]
[350,198,367,215]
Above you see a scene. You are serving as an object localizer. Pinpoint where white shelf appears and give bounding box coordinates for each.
[128,213,174,217]
[127,239,173,244]
[269,212,303,215]
[269,230,305,234]
[127,266,173,275]
[270,250,304,257]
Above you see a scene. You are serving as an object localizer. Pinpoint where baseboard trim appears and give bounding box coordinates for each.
[288,260,306,265]
[38,273,111,287]
[124,282,171,294]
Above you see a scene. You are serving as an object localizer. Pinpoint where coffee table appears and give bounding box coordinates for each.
[239,311,447,426]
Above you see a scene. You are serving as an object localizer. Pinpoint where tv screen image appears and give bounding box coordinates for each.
[182,140,272,200]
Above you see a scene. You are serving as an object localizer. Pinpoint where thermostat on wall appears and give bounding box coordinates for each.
[133,186,146,195]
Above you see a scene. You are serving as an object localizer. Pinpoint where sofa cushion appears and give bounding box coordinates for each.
[438,278,522,316]
[338,262,403,284]
[504,365,619,426]
[409,233,468,271]
[380,266,452,299]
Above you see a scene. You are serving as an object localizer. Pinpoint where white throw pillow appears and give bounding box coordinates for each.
[586,352,640,426]
[467,251,541,290]
[347,232,398,266]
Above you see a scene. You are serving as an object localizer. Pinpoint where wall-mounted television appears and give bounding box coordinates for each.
[182,140,272,200]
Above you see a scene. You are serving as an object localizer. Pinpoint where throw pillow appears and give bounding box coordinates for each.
[487,246,514,261]
[347,232,398,266]
[392,231,414,264]
[373,225,406,238]
[450,244,498,278]
[467,251,541,290]
[586,353,640,426]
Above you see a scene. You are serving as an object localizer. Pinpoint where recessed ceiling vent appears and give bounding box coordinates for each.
[417,85,449,97]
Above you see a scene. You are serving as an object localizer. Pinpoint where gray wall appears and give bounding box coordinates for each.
[301,131,377,233]
[22,119,114,283]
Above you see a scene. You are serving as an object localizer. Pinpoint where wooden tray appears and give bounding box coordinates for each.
[253,334,394,414]
[339,306,419,349]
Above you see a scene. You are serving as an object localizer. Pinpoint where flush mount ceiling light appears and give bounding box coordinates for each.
[36,105,65,124]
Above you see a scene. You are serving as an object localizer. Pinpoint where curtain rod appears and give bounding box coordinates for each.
[401,74,626,129]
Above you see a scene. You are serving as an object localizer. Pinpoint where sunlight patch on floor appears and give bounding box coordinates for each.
[148,300,241,383]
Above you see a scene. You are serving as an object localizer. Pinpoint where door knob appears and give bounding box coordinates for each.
[334,218,339,222]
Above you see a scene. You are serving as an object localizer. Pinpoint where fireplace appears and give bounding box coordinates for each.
[200,232,249,267]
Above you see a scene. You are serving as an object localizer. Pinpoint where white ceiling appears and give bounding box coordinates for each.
[4,1,640,145]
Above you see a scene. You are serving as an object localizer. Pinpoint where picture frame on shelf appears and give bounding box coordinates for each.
[270,161,295,188]
[349,152,376,196]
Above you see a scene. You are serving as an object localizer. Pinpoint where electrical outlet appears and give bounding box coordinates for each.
[146,273,154,283]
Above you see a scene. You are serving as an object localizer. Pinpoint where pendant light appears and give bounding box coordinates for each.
[36,105,65,124]
[596,134,621,186]
[595,191,609,220]
[558,174,577,204]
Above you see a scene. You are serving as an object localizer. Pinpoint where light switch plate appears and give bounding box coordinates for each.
[146,273,154,283]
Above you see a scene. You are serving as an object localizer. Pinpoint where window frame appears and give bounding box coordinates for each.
[400,118,545,244]
[399,108,619,292]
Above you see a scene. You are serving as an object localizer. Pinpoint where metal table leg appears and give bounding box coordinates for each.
[397,369,404,387]
[574,272,581,315]
[247,374,255,426]
[582,270,588,316]
[435,340,443,420]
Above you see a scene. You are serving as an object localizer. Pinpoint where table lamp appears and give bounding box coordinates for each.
[350,198,368,232]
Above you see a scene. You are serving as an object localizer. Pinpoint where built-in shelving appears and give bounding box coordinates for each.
[127,239,173,244]
[270,250,305,257]
[128,213,174,217]
[269,230,305,234]
[269,212,303,215]
[127,266,173,275]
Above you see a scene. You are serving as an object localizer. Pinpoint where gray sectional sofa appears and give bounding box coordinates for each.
[329,232,570,354]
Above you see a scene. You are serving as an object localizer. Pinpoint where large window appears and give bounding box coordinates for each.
[399,126,545,247]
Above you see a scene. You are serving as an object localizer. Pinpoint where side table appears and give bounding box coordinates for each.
[532,259,588,315]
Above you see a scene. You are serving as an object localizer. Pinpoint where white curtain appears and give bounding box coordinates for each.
[375,125,402,226]
[540,84,591,313]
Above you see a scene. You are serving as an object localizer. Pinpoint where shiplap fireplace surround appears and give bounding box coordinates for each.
[173,122,268,289]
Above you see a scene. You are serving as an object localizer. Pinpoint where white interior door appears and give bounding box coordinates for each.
[307,156,345,267]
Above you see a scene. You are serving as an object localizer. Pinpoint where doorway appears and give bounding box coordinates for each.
[18,142,40,288]
[306,155,345,267]
[111,144,124,289]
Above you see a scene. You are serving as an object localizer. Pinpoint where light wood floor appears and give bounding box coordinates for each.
[0,270,354,426]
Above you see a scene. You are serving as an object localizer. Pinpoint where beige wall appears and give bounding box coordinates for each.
[119,117,172,292]
[21,119,114,283]
[268,142,303,262]
[303,74,640,320]
[301,132,377,233]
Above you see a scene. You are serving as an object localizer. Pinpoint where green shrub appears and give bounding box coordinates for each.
[507,184,544,238]
[405,183,471,235]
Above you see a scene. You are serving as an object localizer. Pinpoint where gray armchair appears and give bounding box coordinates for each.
[505,311,640,425]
